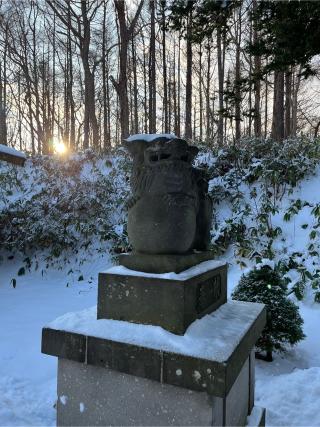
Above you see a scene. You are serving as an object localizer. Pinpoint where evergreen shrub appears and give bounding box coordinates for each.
[232,265,305,361]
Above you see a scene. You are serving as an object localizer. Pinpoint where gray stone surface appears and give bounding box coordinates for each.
[42,301,267,398]
[118,251,215,273]
[97,263,227,334]
[249,349,255,413]
[210,358,249,426]
[57,358,213,427]
[225,358,249,426]
[57,356,261,427]
[124,135,212,254]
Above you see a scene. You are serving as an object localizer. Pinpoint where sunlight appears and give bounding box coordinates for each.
[53,138,67,155]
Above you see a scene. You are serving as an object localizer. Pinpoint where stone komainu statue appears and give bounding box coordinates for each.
[124,135,212,254]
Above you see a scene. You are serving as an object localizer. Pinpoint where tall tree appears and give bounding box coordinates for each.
[111,0,144,141]
[184,13,193,140]
[216,25,225,146]
[46,0,100,149]
[102,1,112,148]
[0,14,8,146]
[250,1,320,140]
[252,0,261,137]
[161,1,169,133]
[271,71,284,141]
[169,0,241,145]
[148,0,156,133]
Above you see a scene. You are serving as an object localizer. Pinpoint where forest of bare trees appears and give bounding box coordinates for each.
[0,0,320,154]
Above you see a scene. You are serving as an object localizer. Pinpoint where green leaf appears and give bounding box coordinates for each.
[309,251,319,257]
[18,267,25,276]
[314,292,320,303]
[305,271,313,280]
[283,212,291,222]
[309,230,317,239]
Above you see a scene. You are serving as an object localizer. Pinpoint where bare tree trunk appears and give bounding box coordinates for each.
[81,0,99,149]
[31,3,44,153]
[0,24,8,146]
[129,53,133,134]
[51,10,56,153]
[291,66,301,137]
[235,23,241,141]
[112,0,144,141]
[253,0,261,137]
[131,35,139,134]
[168,81,172,132]
[173,39,179,136]
[199,44,203,141]
[248,17,253,137]
[148,0,156,133]
[161,1,168,133]
[217,26,224,146]
[264,66,269,138]
[205,43,211,142]
[46,0,100,149]
[64,55,70,147]
[177,34,181,137]
[271,70,285,141]
[234,7,242,142]
[18,74,22,150]
[185,16,192,140]
[68,5,75,151]
[141,31,148,133]
[284,70,292,139]
[193,93,196,140]
[102,1,111,149]
[26,77,35,155]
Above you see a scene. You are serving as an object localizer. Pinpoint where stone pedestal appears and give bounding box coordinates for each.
[98,260,227,335]
[118,251,216,273]
[41,134,267,426]
[42,300,266,427]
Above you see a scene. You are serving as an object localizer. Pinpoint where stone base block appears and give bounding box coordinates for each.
[42,301,266,426]
[118,251,216,274]
[57,358,213,426]
[98,260,227,335]
[57,356,265,427]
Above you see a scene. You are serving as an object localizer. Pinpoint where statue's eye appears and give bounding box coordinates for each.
[160,153,170,160]
[150,154,158,162]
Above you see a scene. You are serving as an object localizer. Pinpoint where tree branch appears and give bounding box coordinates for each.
[128,0,144,37]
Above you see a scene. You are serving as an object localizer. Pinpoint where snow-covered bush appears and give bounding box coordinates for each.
[0,148,130,265]
[1,136,320,301]
[207,137,320,302]
[232,265,305,361]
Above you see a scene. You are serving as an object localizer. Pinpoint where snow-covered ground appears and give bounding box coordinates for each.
[0,250,319,426]
[1,146,320,426]
[0,253,108,426]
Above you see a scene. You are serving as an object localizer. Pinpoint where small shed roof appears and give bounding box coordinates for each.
[0,144,26,166]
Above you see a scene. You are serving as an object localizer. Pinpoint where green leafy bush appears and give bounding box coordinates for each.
[206,137,320,301]
[232,266,305,361]
[1,136,320,303]
[0,148,131,265]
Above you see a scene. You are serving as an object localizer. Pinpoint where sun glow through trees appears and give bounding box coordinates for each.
[53,138,67,155]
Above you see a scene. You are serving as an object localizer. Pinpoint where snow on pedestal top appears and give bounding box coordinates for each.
[0,144,26,159]
[105,259,226,281]
[47,300,265,363]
